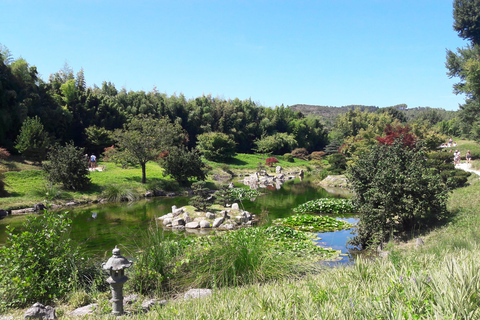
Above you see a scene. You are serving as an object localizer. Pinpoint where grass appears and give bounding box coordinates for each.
[442,138,480,159]
[43,163,479,320]
[0,153,313,210]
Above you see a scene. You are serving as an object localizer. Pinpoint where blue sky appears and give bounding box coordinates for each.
[0,0,469,111]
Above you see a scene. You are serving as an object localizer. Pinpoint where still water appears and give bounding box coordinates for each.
[0,177,358,262]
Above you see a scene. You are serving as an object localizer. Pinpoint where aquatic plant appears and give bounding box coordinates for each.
[294,198,356,214]
[274,214,353,232]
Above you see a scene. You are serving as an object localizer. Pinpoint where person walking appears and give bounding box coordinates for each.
[90,154,97,170]
[466,150,472,164]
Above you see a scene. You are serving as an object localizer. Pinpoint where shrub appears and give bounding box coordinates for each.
[293,198,356,214]
[0,212,87,309]
[15,116,50,163]
[326,153,347,174]
[197,132,236,161]
[310,151,326,160]
[161,146,207,185]
[283,153,294,162]
[102,145,115,162]
[265,157,279,167]
[291,148,309,160]
[43,142,91,190]
[0,147,10,159]
[347,141,449,248]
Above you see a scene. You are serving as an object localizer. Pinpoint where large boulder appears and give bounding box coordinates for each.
[276,166,282,173]
[163,218,173,226]
[200,220,211,228]
[172,207,184,217]
[24,302,56,319]
[205,212,216,219]
[212,217,225,228]
[185,222,200,229]
[172,218,185,226]
[231,203,240,211]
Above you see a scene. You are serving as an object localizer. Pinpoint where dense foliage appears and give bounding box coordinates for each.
[0,212,87,309]
[347,141,449,248]
[14,116,50,163]
[196,132,236,162]
[43,142,91,190]
[113,115,184,184]
[160,146,207,185]
[294,198,355,214]
[274,214,353,233]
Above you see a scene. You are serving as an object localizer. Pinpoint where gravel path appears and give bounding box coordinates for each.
[455,162,480,176]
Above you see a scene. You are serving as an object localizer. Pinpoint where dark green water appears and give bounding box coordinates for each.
[0,177,358,261]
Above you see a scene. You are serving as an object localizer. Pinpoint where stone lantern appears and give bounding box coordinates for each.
[102,245,133,315]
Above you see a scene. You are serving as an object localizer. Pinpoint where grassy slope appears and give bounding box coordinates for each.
[0,154,311,210]
[69,173,478,319]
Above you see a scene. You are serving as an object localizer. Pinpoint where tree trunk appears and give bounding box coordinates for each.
[141,163,146,184]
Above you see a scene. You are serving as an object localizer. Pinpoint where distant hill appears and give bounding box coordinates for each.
[289,104,455,126]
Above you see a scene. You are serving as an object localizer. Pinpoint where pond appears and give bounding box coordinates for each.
[0,177,358,263]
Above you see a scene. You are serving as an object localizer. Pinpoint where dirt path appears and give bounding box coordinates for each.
[455,162,480,176]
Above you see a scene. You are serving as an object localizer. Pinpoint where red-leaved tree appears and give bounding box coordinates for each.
[265,157,279,167]
[376,125,417,148]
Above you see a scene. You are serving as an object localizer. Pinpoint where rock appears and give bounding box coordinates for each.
[276,166,282,173]
[158,213,173,220]
[193,217,205,222]
[183,212,192,223]
[205,212,215,219]
[0,209,8,220]
[416,238,425,248]
[65,201,77,206]
[200,220,211,228]
[277,173,285,180]
[172,205,177,211]
[144,191,154,197]
[142,299,167,311]
[69,304,97,317]
[246,221,253,226]
[167,193,176,197]
[172,208,184,217]
[172,218,185,226]
[243,211,252,220]
[231,203,240,211]
[184,289,212,300]
[11,208,34,215]
[223,223,235,230]
[154,189,166,196]
[212,217,225,228]
[163,218,173,226]
[24,302,56,319]
[234,215,247,224]
[172,225,185,230]
[228,182,235,188]
[33,203,46,212]
[124,294,139,304]
[185,222,200,229]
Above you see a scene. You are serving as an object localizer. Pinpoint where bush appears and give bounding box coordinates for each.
[197,132,236,162]
[347,141,449,248]
[161,146,207,185]
[310,151,326,160]
[0,147,10,159]
[283,153,294,162]
[326,153,347,174]
[0,212,87,309]
[265,157,279,167]
[291,148,309,160]
[43,142,91,190]
[15,116,50,163]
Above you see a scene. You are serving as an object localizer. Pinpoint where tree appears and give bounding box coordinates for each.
[347,141,448,248]
[189,181,212,212]
[446,1,480,141]
[15,116,50,163]
[113,115,184,184]
[453,0,480,44]
[196,132,236,162]
[160,146,207,185]
[43,142,91,190]
[254,132,297,155]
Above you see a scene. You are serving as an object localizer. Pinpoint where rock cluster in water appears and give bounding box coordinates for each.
[158,204,256,232]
